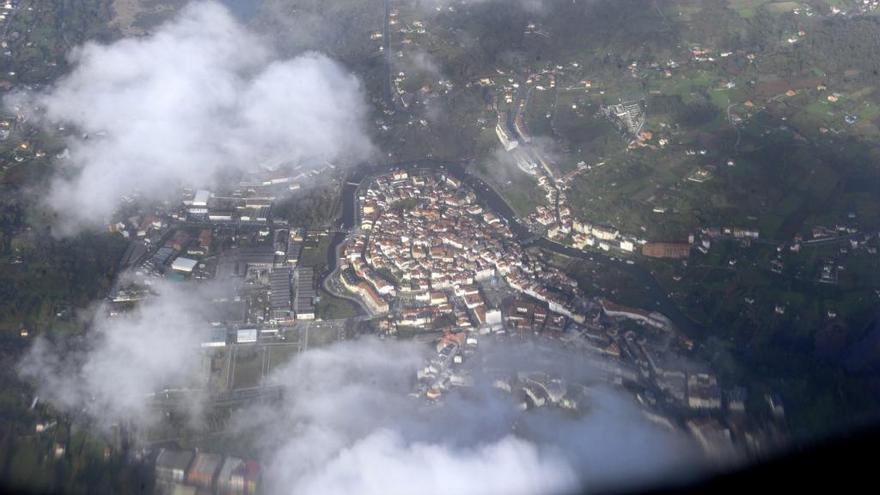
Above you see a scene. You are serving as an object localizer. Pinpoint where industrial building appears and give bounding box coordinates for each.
[155,449,195,493]
[235,246,275,276]
[154,449,259,495]
[294,267,316,320]
[269,267,292,321]
[171,256,199,274]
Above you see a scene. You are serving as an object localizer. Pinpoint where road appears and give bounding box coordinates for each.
[149,385,283,410]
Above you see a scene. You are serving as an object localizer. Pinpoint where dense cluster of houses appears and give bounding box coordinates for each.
[338,170,586,331]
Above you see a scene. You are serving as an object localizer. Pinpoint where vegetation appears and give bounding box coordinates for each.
[2,0,880,487]
[316,288,362,320]
[273,181,343,228]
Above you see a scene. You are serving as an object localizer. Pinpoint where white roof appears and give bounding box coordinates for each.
[192,189,211,207]
[236,329,258,343]
[171,257,198,273]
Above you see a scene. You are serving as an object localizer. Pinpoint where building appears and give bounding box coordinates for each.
[156,450,259,495]
[143,247,176,274]
[236,246,275,273]
[357,282,389,314]
[192,189,211,207]
[294,267,316,320]
[602,100,646,136]
[155,449,194,487]
[657,370,687,404]
[198,229,212,252]
[592,225,619,241]
[688,373,722,410]
[186,452,224,491]
[201,327,228,348]
[485,309,502,328]
[171,256,199,274]
[495,113,519,151]
[216,457,260,495]
[273,229,289,257]
[732,228,759,239]
[208,211,234,222]
[269,267,292,321]
[236,329,258,344]
[642,242,691,259]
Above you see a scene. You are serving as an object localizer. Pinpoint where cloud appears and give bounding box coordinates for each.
[21,286,702,494]
[5,0,374,233]
[277,431,578,495]
[18,279,216,429]
[480,136,563,198]
[400,51,443,80]
[234,338,702,495]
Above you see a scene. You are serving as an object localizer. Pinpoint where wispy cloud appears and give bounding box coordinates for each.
[18,279,216,429]
[237,339,701,495]
[5,1,374,233]
[21,290,701,494]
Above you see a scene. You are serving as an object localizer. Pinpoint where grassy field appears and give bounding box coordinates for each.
[316,288,362,320]
[230,346,265,389]
[727,0,802,18]
[267,344,300,373]
[298,232,332,268]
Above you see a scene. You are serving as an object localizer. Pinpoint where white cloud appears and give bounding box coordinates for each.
[18,280,212,428]
[6,0,374,233]
[279,430,578,495]
[21,297,701,494]
[237,339,701,495]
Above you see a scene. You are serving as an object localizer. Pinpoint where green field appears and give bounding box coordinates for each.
[316,288,363,320]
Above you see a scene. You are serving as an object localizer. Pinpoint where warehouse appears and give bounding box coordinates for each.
[269,267,292,321]
[171,256,199,274]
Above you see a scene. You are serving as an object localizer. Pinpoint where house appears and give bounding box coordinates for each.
[592,225,619,241]
[155,449,194,485]
[186,452,224,491]
[687,373,722,410]
[642,242,690,259]
[171,256,198,274]
[216,457,260,495]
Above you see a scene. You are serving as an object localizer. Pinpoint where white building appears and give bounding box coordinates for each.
[192,189,211,207]
[171,257,198,273]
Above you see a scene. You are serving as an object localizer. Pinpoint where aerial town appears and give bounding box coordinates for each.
[52,161,789,492]
[4,0,880,493]
[329,168,785,461]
